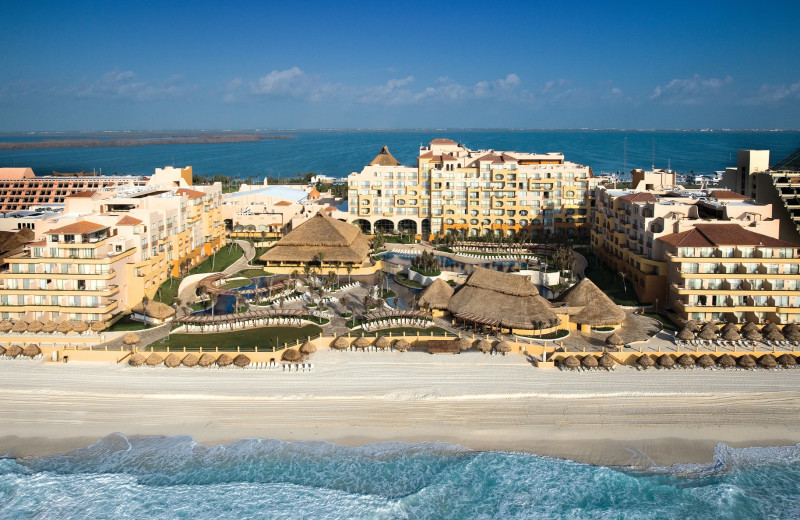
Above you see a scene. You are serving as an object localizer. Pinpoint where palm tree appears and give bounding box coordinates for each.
[209,291,218,317]
[346,264,353,284]
[619,271,627,292]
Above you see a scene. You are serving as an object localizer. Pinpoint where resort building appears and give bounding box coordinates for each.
[346,139,600,239]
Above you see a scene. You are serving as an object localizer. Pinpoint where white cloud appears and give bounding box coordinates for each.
[73,69,185,101]
[741,81,800,105]
[650,74,733,105]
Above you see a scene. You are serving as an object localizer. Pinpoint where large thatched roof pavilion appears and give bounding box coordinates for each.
[555,278,626,332]
[418,278,454,316]
[131,300,176,325]
[447,268,561,334]
[259,213,370,270]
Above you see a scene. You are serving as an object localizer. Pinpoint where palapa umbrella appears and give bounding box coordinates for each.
[776,353,797,368]
[0,346,6,356]
[331,337,350,350]
[676,328,695,341]
[374,337,391,350]
[163,353,181,368]
[57,321,73,334]
[561,355,580,370]
[0,320,13,332]
[721,328,741,342]
[758,354,778,369]
[761,323,779,335]
[22,344,40,357]
[741,321,759,334]
[27,320,43,333]
[216,353,234,366]
[494,341,512,355]
[128,353,146,366]
[11,321,28,333]
[637,354,655,369]
[456,337,473,352]
[393,338,410,352]
[785,330,800,342]
[6,345,22,357]
[123,332,141,346]
[581,355,598,368]
[744,329,763,342]
[475,339,492,353]
[299,341,317,354]
[696,354,715,368]
[281,349,301,362]
[701,322,719,333]
[683,320,700,333]
[698,328,717,341]
[353,337,371,349]
[145,353,163,366]
[605,333,624,348]
[233,354,250,367]
[716,353,736,368]
[658,354,675,368]
[676,353,695,367]
[41,320,58,333]
[197,353,216,367]
[737,354,756,369]
[598,353,616,369]
[71,320,89,333]
[781,323,799,335]
[765,329,785,342]
[720,322,739,334]
[182,353,199,367]
[90,321,108,332]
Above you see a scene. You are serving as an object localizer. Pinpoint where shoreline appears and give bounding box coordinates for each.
[2,351,799,467]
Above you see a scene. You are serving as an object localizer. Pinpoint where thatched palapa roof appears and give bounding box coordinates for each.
[128,353,146,366]
[123,332,141,346]
[658,354,675,368]
[6,345,22,357]
[598,353,616,369]
[23,344,41,357]
[475,339,492,353]
[198,353,216,367]
[676,354,695,367]
[145,353,163,366]
[581,355,598,368]
[299,341,317,354]
[393,338,410,351]
[418,278,454,310]
[777,353,797,367]
[233,354,250,367]
[281,349,301,362]
[447,268,560,330]
[331,337,350,350]
[164,353,181,368]
[131,301,176,320]
[374,337,391,350]
[758,354,777,369]
[259,213,371,265]
[368,146,401,166]
[738,354,756,369]
[555,278,626,326]
[182,353,199,367]
[562,355,580,370]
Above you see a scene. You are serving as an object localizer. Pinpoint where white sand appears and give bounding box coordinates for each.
[1,350,799,466]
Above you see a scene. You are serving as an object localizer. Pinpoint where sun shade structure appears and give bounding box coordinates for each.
[696,354,715,368]
[374,337,391,350]
[721,328,741,342]
[56,321,73,334]
[259,213,371,266]
[758,354,777,369]
[233,354,250,367]
[494,341,512,354]
[761,323,780,335]
[676,354,695,367]
[605,333,624,347]
[299,341,317,354]
[716,353,736,368]
[353,337,372,349]
[418,279,454,311]
[131,301,176,322]
[428,339,460,354]
[27,320,43,333]
[5,345,22,357]
[331,337,350,350]
[698,328,717,341]
[90,321,108,332]
[598,353,616,369]
[182,353,199,367]
[281,349,302,362]
[145,353,163,366]
[737,355,756,369]
[41,320,58,333]
[561,355,580,370]
[581,355,598,368]
[198,353,216,367]
[163,354,181,368]
[0,320,14,332]
[71,321,89,333]
[555,278,625,326]
[216,353,233,366]
[123,332,141,346]
[22,344,41,357]
[776,353,797,367]
[447,268,560,331]
[11,321,28,333]
[677,328,695,341]
[475,339,492,353]
[128,353,146,366]
[393,338,410,351]
[683,320,701,333]
[637,354,655,369]
[741,321,759,334]
[658,354,675,368]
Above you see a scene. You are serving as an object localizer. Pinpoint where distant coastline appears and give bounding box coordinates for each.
[0,134,295,151]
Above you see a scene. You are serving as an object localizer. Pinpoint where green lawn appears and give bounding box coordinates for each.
[358,326,451,337]
[154,243,244,305]
[236,268,273,279]
[149,324,323,351]
[107,315,152,332]
[394,274,424,289]
[219,278,251,290]
[583,252,641,306]
[641,312,680,332]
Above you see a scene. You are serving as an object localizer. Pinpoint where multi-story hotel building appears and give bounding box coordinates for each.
[347,139,600,239]
[592,172,800,324]
[0,168,224,322]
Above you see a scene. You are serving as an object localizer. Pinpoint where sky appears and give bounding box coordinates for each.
[1,0,799,131]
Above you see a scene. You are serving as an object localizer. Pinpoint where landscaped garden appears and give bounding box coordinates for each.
[583,252,641,306]
[154,243,245,305]
[149,324,323,351]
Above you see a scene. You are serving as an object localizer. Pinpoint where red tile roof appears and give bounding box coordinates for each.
[658,224,796,248]
[709,190,747,200]
[430,138,458,145]
[66,191,97,198]
[275,201,292,206]
[48,220,108,235]
[618,192,657,204]
[116,215,143,226]
[176,188,205,199]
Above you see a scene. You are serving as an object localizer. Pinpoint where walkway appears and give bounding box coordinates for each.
[177,240,255,307]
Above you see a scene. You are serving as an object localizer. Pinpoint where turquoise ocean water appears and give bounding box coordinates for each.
[1,130,799,179]
[1,434,799,519]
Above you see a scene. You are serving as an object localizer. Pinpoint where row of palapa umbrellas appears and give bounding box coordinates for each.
[330,336,514,354]
[560,351,798,370]
[675,321,800,343]
[0,344,43,358]
[0,319,108,334]
[128,341,319,367]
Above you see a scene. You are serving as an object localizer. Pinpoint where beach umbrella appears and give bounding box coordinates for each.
[6,345,22,357]
[562,355,580,370]
[605,333,624,347]
[683,320,700,333]
[676,354,695,368]
[676,328,695,341]
[696,354,715,368]
[456,337,473,352]
[637,354,655,369]
[22,344,40,357]
[71,320,89,333]
[737,354,756,369]
[716,353,736,369]
[0,320,13,332]
[331,337,350,350]
[698,328,717,341]
[581,355,598,368]
[27,320,43,333]
[741,321,759,334]
[761,323,779,335]
[198,353,216,367]
[776,353,797,368]
[374,337,391,350]
[781,323,799,335]
[494,341,512,355]
[393,338,410,352]
[598,353,616,369]
[281,349,301,362]
[182,353,199,367]
[353,337,371,349]
[164,353,181,368]
[475,339,492,353]
[720,323,739,334]
[758,354,778,369]
[744,329,763,342]
[233,354,250,367]
[11,321,28,333]
[785,330,800,342]
[701,322,719,333]
[765,329,785,342]
[145,353,163,366]
[658,354,675,368]
[299,341,317,354]
[41,320,58,333]
[56,321,73,334]
[128,353,146,366]
[217,353,233,366]
[91,321,108,332]
[721,328,741,342]
[123,332,141,346]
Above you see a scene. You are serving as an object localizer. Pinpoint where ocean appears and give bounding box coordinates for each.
[1,434,798,519]
[1,130,799,179]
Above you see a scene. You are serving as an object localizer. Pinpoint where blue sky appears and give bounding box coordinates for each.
[1,0,799,131]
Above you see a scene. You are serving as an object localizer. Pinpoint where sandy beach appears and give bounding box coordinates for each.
[1,350,799,467]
